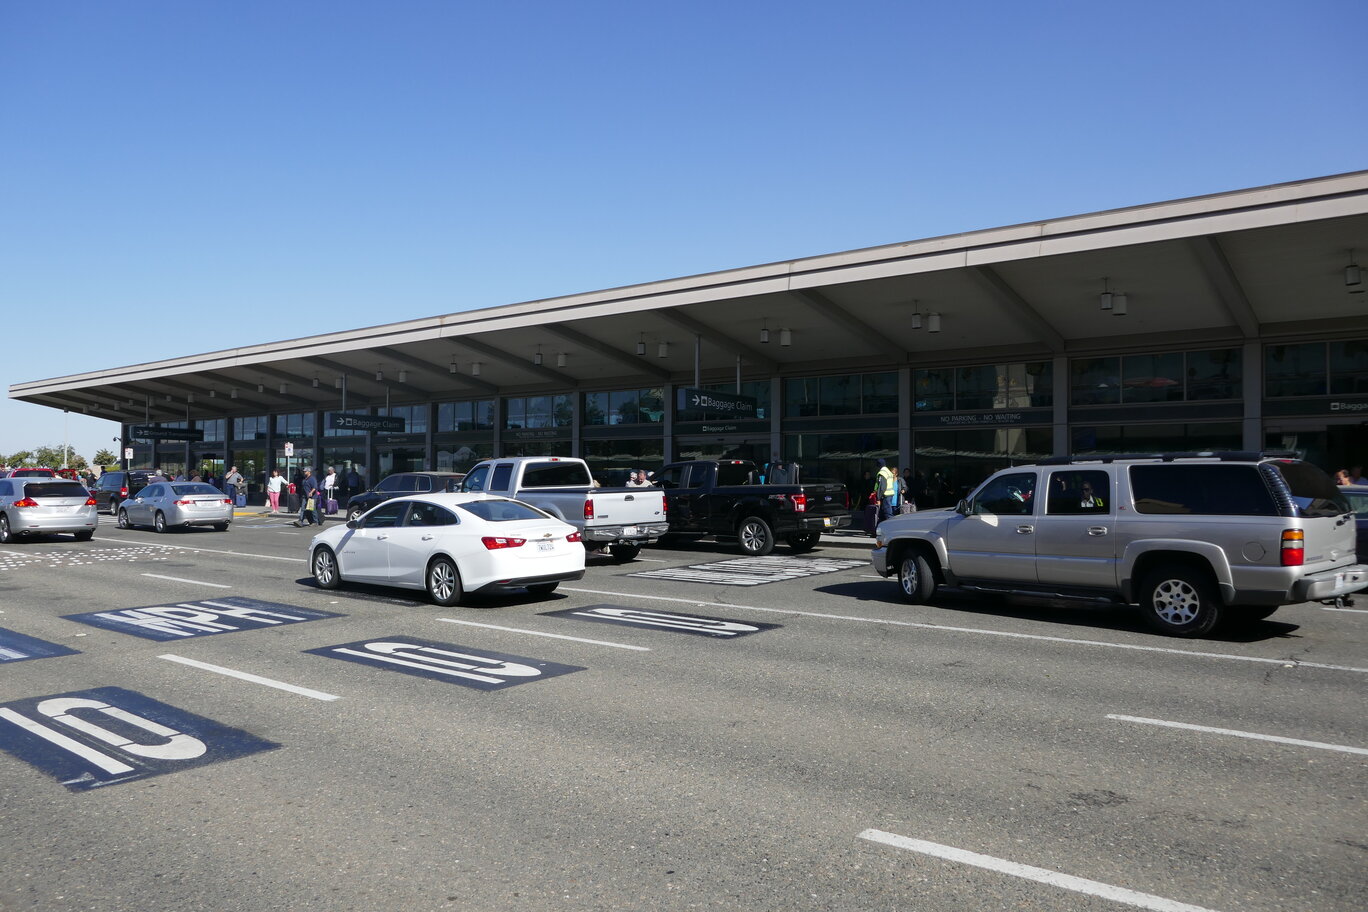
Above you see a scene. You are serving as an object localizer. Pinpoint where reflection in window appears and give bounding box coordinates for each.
[1186,348,1241,400]
[1330,340,1368,395]
[1070,358,1122,405]
[504,394,572,429]
[1072,422,1242,455]
[914,369,953,411]
[583,389,662,426]
[1266,343,1327,397]
[436,400,495,431]
[1122,352,1184,403]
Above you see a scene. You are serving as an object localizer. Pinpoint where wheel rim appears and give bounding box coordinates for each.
[1152,578,1200,625]
[118,511,128,529]
[313,550,336,586]
[899,558,919,596]
[0,516,9,540]
[429,561,456,601]
[348,509,361,522]
[155,513,165,532]
[740,521,768,552]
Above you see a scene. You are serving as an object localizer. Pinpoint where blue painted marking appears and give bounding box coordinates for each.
[63,596,343,641]
[306,635,584,690]
[0,686,278,792]
[542,604,780,637]
[0,627,80,663]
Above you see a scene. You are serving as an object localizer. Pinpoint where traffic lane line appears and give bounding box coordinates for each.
[857,829,1222,912]
[436,617,651,651]
[88,537,307,563]
[141,573,232,588]
[158,654,340,701]
[561,586,1368,675]
[1107,714,1368,756]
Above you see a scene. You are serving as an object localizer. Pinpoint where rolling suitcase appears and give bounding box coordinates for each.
[325,498,338,515]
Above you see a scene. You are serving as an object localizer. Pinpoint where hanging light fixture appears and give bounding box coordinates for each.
[779,328,792,347]
[231,388,238,399]
[187,393,195,404]
[256,382,264,393]
[534,345,543,366]
[279,382,288,394]
[658,341,669,358]
[449,356,458,374]
[209,389,216,398]
[334,376,343,389]
[1348,250,1362,287]
[911,300,923,330]
[1112,293,1128,317]
[375,365,384,382]
[760,320,770,344]
[398,369,407,383]
[1100,277,1113,311]
[927,313,942,333]
[636,333,646,356]
[312,373,320,388]
[471,361,482,376]
[556,352,567,368]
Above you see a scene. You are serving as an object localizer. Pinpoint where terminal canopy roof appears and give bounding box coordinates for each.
[11,171,1368,422]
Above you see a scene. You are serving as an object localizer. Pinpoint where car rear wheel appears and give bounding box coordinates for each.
[786,532,820,553]
[898,552,936,604]
[213,523,230,532]
[1140,566,1220,637]
[737,516,775,556]
[609,543,641,562]
[154,511,168,534]
[0,514,12,544]
[74,530,94,542]
[117,509,131,529]
[426,556,464,606]
[526,582,559,596]
[312,547,341,590]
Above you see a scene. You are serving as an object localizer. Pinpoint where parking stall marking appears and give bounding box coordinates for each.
[141,573,232,588]
[307,635,585,690]
[563,587,1368,675]
[542,604,779,638]
[627,555,867,587]
[0,627,80,663]
[158,655,341,701]
[64,597,343,641]
[0,686,279,792]
[857,829,1222,912]
[1106,714,1368,757]
[436,618,651,651]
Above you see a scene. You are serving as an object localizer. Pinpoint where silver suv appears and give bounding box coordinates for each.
[0,477,99,543]
[871,453,1367,636]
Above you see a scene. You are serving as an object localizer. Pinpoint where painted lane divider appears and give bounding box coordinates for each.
[1106,714,1368,756]
[436,618,650,651]
[158,655,340,701]
[542,604,778,638]
[141,573,232,588]
[857,829,1222,912]
[561,587,1368,675]
[0,686,278,792]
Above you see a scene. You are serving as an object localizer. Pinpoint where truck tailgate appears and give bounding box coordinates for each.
[801,483,848,517]
[588,489,666,526]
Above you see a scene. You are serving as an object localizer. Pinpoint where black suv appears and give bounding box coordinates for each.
[345,472,465,521]
[93,471,155,514]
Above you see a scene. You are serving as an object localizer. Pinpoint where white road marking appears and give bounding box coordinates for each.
[436,618,650,651]
[561,587,1368,674]
[1319,605,1368,614]
[0,708,136,774]
[93,538,307,562]
[857,829,1221,912]
[140,573,232,588]
[158,654,340,701]
[1107,714,1368,756]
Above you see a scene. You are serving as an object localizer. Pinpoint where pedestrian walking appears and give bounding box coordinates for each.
[266,469,286,513]
[875,458,900,524]
[224,465,245,505]
[293,468,320,526]
[322,466,338,518]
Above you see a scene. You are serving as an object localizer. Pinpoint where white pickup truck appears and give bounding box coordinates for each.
[460,456,668,561]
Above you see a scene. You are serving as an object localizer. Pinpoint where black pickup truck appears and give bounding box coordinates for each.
[654,459,850,555]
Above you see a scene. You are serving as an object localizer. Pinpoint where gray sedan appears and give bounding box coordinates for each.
[117,482,234,533]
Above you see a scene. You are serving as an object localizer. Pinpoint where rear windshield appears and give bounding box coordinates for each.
[1269,461,1349,518]
[172,484,223,496]
[717,463,755,486]
[1129,465,1277,515]
[455,499,550,522]
[26,483,91,499]
[521,461,592,488]
[12,469,55,477]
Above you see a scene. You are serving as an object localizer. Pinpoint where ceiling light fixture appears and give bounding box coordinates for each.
[636,334,646,356]
[398,369,407,383]
[779,328,792,347]
[658,341,669,358]
[256,383,264,394]
[760,320,770,344]
[335,376,343,389]
[927,313,942,333]
[1348,250,1362,287]
[1112,293,1128,317]
[556,352,567,368]
[471,361,482,377]
[911,300,923,330]
[279,383,288,394]
[187,393,195,404]
[375,365,384,382]
[1100,277,1113,311]
[449,357,458,374]
[231,388,238,399]
[209,389,216,398]
[534,345,543,367]
[312,373,320,388]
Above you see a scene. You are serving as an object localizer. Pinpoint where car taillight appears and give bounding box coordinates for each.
[791,493,807,513]
[566,531,582,543]
[482,536,527,550]
[844,491,851,510]
[1280,529,1305,566]
[85,497,97,506]
[583,498,595,520]
[175,499,194,506]
[12,498,38,508]
[222,498,233,504]
[661,494,667,515]
[120,487,128,497]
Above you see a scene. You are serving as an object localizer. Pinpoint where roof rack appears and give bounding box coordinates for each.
[1035,451,1287,466]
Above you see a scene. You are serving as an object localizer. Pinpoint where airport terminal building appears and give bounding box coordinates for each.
[11,171,1368,504]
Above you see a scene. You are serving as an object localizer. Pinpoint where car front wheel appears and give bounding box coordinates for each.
[312,547,341,590]
[609,543,641,562]
[0,514,12,544]
[1140,566,1220,637]
[426,556,464,606]
[154,511,168,534]
[898,552,936,604]
[117,509,131,529]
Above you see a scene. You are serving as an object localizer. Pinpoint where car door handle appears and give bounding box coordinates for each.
[1016,525,1034,534]
[421,534,434,541]
[376,534,389,540]
[1088,526,1109,536]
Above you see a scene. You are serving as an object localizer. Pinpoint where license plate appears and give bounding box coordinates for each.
[823,517,833,527]
[622,526,637,536]
[537,540,554,552]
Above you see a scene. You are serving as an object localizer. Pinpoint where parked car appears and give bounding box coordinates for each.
[4,467,57,478]
[653,459,850,555]
[92,470,156,514]
[310,492,586,606]
[0,477,98,543]
[116,482,234,533]
[345,472,465,522]
[871,452,1367,637]
[1336,484,1368,558]
[460,456,667,561]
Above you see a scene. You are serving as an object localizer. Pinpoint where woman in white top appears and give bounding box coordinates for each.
[266,469,287,514]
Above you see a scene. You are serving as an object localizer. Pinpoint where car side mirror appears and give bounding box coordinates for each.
[346,519,360,529]
[955,498,970,515]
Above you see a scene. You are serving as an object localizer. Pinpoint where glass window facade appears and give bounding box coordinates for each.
[1265,343,1327,397]
[785,372,897,417]
[911,428,1052,508]
[196,418,225,442]
[1072,348,1242,405]
[505,394,572,429]
[233,416,268,441]
[583,388,663,426]
[377,404,428,435]
[436,399,495,431]
[581,438,665,482]
[275,412,315,439]
[917,362,1052,411]
[1329,340,1368,394]
[1071,422,1243,455]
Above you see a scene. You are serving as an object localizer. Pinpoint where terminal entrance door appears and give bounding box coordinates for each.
[674,435,770,466]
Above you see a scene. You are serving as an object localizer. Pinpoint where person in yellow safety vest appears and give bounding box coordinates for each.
[875,458,900,523]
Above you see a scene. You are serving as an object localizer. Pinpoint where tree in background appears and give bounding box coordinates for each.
[3,444,89,470]
[4,450,33,466]
[93,448,117,467]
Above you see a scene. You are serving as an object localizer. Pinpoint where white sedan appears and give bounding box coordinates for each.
[308,492,585,605]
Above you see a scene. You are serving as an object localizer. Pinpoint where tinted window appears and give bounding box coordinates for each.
[716,463,754,486]
[491,463,514,490]
[654,465,685,489]
[461,464,490,492]
[27,483,91,499]
[1130,465,1276,515]
[1270,461,1349,518]
[361,502,408,528]
[971,472,1037,516]
[1046,470,1110,515]
[456,499,549,522]
[0,482,11,497]
[374,475,405,493]
[521,461,592,487]
[404,502,457,527]
[441,476,463,492]
[141,485,165,499]
[172,484,222,496]
[414,476,433,492]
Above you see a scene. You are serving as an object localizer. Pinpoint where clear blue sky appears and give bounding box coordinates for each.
[3,1,1364,463]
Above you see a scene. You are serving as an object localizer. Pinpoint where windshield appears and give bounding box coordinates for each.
[26,483,90,499]
[455,499,551,522]
[1270,460,1349,518]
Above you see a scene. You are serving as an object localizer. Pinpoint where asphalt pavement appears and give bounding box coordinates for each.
[0,511,1363,911]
